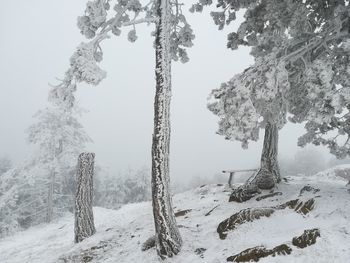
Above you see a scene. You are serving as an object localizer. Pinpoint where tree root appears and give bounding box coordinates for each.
[229,170,280,203]
[256,192,282,201]
[141,236,156,251]
[229,184,261,203]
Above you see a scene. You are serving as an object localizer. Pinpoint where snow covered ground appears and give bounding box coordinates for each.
[1,168,350,263]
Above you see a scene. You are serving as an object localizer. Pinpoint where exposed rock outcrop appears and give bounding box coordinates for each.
[218,207,275,240]
[299,185,320,196]
[227,228,321,262]
[292,228,320,248]
[227,244,292,262]
[218,199,315,239]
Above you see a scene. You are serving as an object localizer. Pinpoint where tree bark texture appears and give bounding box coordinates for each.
[255,121,281,189]
[151,0,182,258]
[74,152,96,243]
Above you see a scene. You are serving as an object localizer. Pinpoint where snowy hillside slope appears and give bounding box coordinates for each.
[1,170,350,263]
[311,164,350,183]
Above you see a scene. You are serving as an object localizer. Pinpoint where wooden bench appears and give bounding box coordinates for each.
[222,169,258,188]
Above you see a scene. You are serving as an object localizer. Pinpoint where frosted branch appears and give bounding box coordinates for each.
[123,17,158,26]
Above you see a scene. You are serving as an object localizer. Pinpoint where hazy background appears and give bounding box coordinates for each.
[0,0,331,185]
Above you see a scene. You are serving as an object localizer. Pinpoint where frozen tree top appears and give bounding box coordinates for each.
[208,50,289,148]
[50,0,195,110]
[197,0,350,157]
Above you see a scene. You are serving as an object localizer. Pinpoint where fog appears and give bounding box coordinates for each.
[0,0,331,184]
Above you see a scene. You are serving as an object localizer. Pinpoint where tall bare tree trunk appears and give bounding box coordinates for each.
[151,0,182,258]
[256,121,280,189]
[46,169,55,223]
[74,153,96,243]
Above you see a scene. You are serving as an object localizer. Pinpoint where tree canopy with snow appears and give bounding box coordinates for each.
[50,0,194,110]
[192,0,350,191]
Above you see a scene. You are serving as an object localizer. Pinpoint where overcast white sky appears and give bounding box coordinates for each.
[0,0,331,183]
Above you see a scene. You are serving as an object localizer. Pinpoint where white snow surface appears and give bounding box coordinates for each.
[1,170,350,263]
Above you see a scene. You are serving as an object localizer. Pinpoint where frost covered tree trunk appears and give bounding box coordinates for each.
[255,121,281,189]
[74,153,96,243]
[46,169,55,223]
[229,122,281,202]
[151,0,182,258]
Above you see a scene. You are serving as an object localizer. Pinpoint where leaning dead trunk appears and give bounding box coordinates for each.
[151,0,182,258]
[255,121,280,189]
[74,152,96,243]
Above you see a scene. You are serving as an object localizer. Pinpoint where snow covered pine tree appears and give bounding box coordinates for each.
[28,106,91,223]
[207,55,288,193]
[74,153,96,243]
[0,103,90,236]
[51,0,194,258]
[192,1,289,194]
[192,0,350,198]
[284,2,350,159]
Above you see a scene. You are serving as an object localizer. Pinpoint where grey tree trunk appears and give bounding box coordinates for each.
[151,0,182,258]
[74,152,96,243]
[255,121,281,189]
[46,169,55,223]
